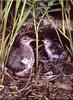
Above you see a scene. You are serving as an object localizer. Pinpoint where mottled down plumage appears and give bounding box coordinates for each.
[7,37,35,77]
[42,39,68,61]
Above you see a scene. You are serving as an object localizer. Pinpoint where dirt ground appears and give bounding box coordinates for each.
[0,51,73,100]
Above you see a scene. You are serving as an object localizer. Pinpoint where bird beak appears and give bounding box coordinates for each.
[41,40,45,44]
[41,40,44,42]
[31,39,40,41]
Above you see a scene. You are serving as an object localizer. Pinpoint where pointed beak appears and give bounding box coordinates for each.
[41,40,46,44]
[41,40,44,42]
[31,39,40,42]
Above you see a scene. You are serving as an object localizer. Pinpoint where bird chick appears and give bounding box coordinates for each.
[42,39,68,61]
[7,36,35,77]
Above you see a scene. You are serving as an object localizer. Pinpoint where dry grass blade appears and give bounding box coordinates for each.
[0,0,13,70]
